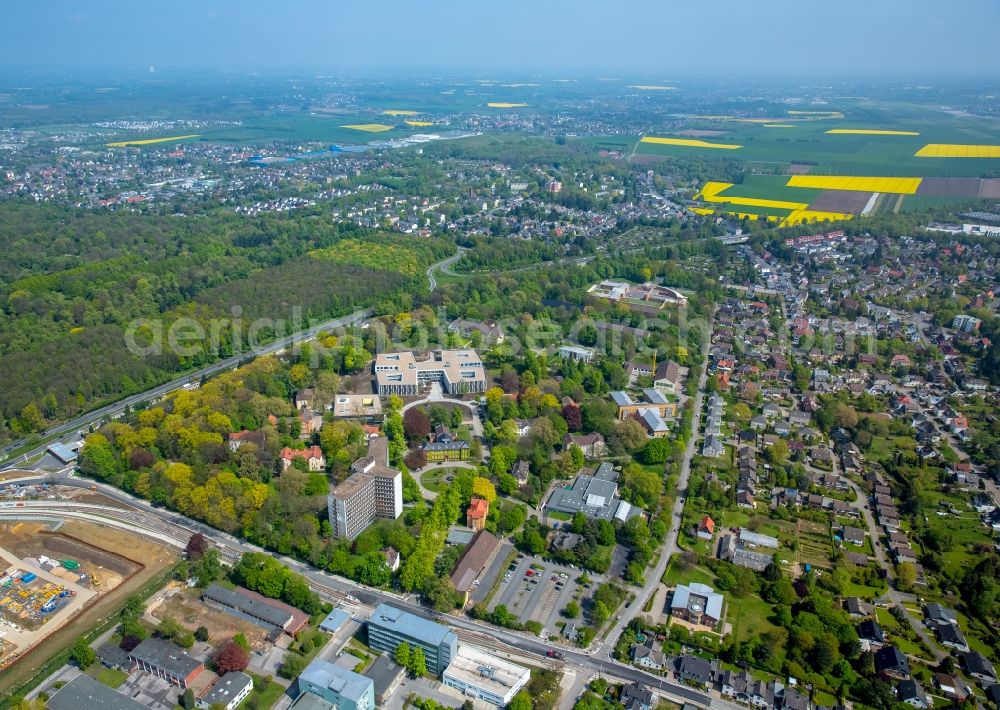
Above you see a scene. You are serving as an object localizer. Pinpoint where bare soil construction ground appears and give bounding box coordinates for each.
[149,583,269,649]
[0,519,176,695]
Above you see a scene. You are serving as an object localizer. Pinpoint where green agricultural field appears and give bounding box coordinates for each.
[625,98,1000,217]
[192,114,420,146]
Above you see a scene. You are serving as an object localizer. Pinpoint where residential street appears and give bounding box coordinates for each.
[844,477,945,663]
[596,313,713,654]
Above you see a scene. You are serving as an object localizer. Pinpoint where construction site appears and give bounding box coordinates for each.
[0,516,177,694]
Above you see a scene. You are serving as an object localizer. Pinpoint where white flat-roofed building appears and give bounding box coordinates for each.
[374,349,486,396]
[197,672,253,710]
[331,394,383,420]
[442,645,531,707]
[558,345,595,363]
[587,280,688,308]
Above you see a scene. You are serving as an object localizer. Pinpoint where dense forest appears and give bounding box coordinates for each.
[0,202,452,438]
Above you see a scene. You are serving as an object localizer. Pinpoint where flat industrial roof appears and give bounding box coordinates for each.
[368,603,456,647]
[204,583,294,629]
[374,349,484,388]
[47,674,146,710]
[300,659,373,703]
[319,608,351,633]
[128,637,202,679]
[202,672,253,706]
[443,644,530,695]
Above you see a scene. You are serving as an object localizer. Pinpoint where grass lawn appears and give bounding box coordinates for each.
[239,673,286,709]
[94,667,128,688]
[663,562,716,588]
[420,466,466,493]
[813,691,839,707]
[893,634,927,659]
[876,608,902,632]
[841,581,886,599]
[727,592,780,646]
[842,536,874,555]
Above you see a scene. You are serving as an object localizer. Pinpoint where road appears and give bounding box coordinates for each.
[0,306,370,471]
[597,314,712,652]
[2,249,466,470]
[0,473,743,710]
[843,476,945,663]
[426,247,465,290]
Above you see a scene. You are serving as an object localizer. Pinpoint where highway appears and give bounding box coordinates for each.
[0,308,372,471]
[0,247,468,470]
[0,472,741,710]
[0,248,738,707]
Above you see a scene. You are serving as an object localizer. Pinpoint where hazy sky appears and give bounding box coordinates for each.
[4,0,998,78]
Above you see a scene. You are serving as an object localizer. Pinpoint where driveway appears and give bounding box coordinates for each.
[844,477,945,662]
[597,313,712,652]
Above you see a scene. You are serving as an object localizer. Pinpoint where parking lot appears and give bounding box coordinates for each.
[488,555,590,634]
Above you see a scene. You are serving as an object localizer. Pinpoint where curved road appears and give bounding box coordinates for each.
[2,249,466,470]
[0,474,740,710]
[426,247,465,291]
[598,314,712,653]
[0,307,371,471]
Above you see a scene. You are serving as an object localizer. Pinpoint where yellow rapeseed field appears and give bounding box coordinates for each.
[696,181,808,210]
[383,110,418,116]
[340,123,395,133]
[641,137,742,150]
[786,175,923,194]
[826,128,919,136]
[915,144,1000,158]
[404,120,434,127]
[487,102,527,108]
[763,124,795,128]
[106,134,200,147]
[781,209,854,227]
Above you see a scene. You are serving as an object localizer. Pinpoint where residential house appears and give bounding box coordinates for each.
[697,516,715,540]
[676,655,715,686]
[228,430,265,452]
[294,389,315,410]
[632,636,666,671]
[845,598,874,618]
[875,646,910,680]
[280,446,326,472]
[841,526,866,546]
[934,674,971,702]
[858,619,885,646]
[563,432,607,458]
[670,583,723,629]
[654,360,682,394]
[897,679,929,709]
[621,683,654,710]
[961,651,997,685]
[782,688,810,710]
[935,622,969,652]
[702,435,724,458]
[448,319,504,345]
[512,460,530,486]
